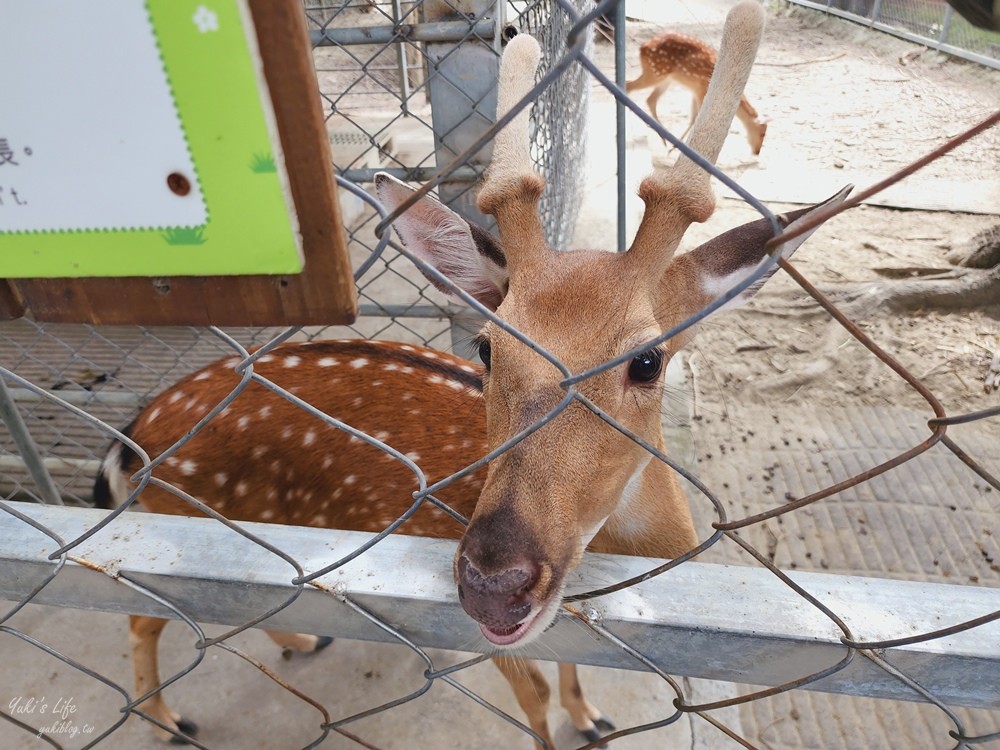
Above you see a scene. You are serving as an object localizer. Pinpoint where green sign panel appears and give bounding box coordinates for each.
[0,0,303,277]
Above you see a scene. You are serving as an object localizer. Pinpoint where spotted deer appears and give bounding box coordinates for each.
[98,4,848,747]
[626,31,771,155]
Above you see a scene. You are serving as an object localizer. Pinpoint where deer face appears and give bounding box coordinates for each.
[378,170,848,646]
[749,114,771,155]
[454,250,678,644]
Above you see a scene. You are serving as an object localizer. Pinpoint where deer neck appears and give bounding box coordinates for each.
[736,95,759,123]
[589,433,697,559]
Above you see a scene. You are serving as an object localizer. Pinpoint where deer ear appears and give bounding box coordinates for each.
[375,172,508,311]
[676,185,852,317]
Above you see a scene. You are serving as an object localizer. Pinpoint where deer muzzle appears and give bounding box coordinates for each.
[454,500,568,646]
[456,555,539,644]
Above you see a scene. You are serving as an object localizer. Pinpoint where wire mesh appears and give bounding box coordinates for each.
[1,0,999,749]
[804,0,1000,67]
[0,0,592,505]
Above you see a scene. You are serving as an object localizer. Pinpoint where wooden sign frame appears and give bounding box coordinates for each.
[0,1,357,327]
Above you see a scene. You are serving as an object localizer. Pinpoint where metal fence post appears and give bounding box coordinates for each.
[422,0,501,359]
[0,378,63,505]
[423,0,500,228]
[393,0,414,109]
[939,4,954,43]
[870,0,884,23]
[614,0,626,253]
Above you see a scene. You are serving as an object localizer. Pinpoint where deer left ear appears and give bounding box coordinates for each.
[375,172,509,311]
[674,185,852,317]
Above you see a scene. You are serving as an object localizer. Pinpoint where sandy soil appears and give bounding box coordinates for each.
[609,5,1000,426]
[601,10,1000,745]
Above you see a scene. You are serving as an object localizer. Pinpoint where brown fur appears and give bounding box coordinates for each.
[116,340,486,536]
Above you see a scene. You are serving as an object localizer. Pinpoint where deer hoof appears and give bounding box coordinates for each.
[581,717,616,747]
[168,717,199,744]
[314,636,334,652]
[594,717,616,732]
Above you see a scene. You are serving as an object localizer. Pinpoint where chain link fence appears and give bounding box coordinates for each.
[0,0,591,506]
[792,0,1000,68]
[2,0,999,748]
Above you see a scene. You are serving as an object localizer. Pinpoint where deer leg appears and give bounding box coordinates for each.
[624,68,663,95]
[558,662,616,744]
[646,82,669,130]
[129,615,198,744]
[492,655,555,750]
[680,92,704,143]
[264,630,334,655]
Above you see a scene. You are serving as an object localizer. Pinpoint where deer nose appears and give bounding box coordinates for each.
[456,555,538,631]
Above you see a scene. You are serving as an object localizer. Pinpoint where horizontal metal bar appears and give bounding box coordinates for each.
[358,302,465,319]
[0,454,100,476]
[2,502,998,709]
[787,0,1000,71]
[310,19,494,47]
[339,166,481,184]
[4,387,142,408]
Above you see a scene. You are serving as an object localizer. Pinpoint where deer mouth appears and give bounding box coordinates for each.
[477,593,564,648]
[478,609,541,646]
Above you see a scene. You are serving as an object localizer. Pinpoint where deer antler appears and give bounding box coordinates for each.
[476,34,547,270]
[629,1,765,269]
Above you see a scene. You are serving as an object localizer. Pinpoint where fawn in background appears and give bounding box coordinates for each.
[627,31,771,154]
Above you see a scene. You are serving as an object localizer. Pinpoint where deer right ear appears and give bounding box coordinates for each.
[375,172,509,311]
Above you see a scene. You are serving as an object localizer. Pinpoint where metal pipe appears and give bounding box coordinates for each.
[0,454,101,477]
[392,0,412,110]
[310,19,495,47]
[0,379,63,505]
[939,4,954,43]
[338,166,481,184]
[358,303,461,319]
[4,388,142,407]
[871,0,884,24]
[614,0,626,253]
[3,502,998,709]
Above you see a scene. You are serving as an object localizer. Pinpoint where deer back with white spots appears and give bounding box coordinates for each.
[626,29,772,154]
[104,340,486,533]
[96,340,489,743]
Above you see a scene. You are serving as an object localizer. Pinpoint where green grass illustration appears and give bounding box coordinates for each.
[249,152,277,173]
[162,226,207,245]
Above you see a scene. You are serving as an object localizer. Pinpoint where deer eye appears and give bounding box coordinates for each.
[478,339,492,370]
[628,348,663,384]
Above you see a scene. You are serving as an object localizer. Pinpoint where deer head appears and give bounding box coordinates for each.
[376,2,848,647]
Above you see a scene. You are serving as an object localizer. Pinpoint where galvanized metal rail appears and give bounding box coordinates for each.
[3,501,998,710]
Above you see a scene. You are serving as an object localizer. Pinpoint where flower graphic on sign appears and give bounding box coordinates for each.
[193,6,219,33]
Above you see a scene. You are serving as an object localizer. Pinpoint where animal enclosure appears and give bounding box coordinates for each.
[791,0,1000,69]
[1,1,999,749]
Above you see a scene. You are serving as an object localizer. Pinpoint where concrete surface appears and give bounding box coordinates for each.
[0,603,739,749]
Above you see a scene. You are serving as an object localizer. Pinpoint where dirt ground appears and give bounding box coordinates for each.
[603,6,1000,746]
[607,3,1000,423]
